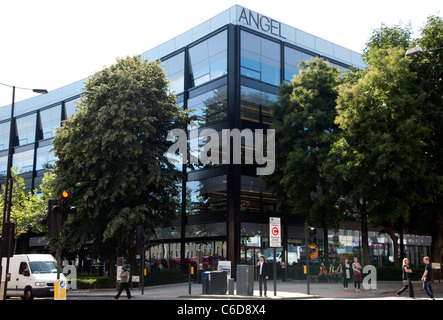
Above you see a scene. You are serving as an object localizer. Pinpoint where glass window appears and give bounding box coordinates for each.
[16,114,36,146]
[39,105,61,140]
[241,31,281,86]
[65,98,80,118]
[0,155,7,176]
[284,46,314,82]
[35,144,56,171]
[186,175,227,215]
[240,86,277,124]
[162,52,185,94]
[188,85,227,127]
[13,149,34,173]
[189,30,227,88]
[0,122,10,151]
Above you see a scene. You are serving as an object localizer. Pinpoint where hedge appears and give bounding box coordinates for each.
[76,268,188,289]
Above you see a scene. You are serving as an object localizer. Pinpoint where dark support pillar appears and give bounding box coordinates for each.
[227,24,241,278]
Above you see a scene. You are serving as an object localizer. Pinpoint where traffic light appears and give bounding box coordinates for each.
[60,190,77,219]
[48,199,61,238]
[47,191,77,238]
[308,228,317,245]
[61,190,70,205]
[135,225,146,255]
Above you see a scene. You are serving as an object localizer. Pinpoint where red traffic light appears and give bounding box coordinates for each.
[62,190,70,198]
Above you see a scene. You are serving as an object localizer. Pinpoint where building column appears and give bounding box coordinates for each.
[226,24,241,278]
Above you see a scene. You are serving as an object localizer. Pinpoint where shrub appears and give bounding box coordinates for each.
[76,275,115,289]
[76,269,188,289]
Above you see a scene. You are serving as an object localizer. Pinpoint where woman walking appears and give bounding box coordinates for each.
[352,257,363,292]
[114,267,132,299]
[396,258,414,299]
[343,258,351,291]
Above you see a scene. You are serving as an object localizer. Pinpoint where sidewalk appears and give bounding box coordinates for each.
[67,280,443,300]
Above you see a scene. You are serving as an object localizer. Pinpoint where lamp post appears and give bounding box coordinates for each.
[0,83,48,300]
[405,45,443,57]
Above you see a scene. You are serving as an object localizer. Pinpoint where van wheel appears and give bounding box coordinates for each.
[23,287,34,300]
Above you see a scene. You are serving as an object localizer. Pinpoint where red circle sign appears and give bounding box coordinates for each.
[272,227,279,236]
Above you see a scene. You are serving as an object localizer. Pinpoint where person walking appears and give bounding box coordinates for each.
[343,258,351,291]
[421,256,435,300]
[396,258,414,299]
[352,257,363,292]
[256,255,269,297]
[115,267,132,299]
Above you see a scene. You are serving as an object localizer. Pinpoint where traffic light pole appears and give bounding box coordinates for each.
[141,246,145,295]
[48,191,77,281]
[56,227,62,280]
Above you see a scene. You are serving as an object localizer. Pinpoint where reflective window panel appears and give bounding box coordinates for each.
[241,31,281,86]
[162,52,185,94]
[39,105,61,140]
[16,114,37,146]
[189,30,228,88]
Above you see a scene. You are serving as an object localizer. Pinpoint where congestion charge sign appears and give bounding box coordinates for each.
[269,217,281,247]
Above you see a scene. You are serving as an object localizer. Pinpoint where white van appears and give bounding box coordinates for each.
[1,254,66,300]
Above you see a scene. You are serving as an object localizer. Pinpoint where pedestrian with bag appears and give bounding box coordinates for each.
[396,258,414,299]
[352,257,363,292]
[115,267,132,299]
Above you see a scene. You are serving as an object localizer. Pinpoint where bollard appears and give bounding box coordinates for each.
[188,263,192,295]
[228,278,235,295]
[202,278,208,294]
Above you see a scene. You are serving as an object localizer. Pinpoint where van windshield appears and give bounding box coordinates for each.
[29,261,57,274]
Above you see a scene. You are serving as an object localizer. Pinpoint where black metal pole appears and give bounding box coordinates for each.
[188,263,192,295]
[1,86,16,300]
[141,246,145,295]
[56,227,62,280]
[273,247,277,296]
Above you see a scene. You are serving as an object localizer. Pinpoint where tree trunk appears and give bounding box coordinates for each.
[129,247,137,273]
[322,221,329,266]
[108,246,116,279]
[385,223,399,268]
[357,200,370,266]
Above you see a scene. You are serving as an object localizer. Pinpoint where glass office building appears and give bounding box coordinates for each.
[1,6,431,271]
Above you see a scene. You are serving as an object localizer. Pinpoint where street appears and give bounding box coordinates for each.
[64,280,443,300]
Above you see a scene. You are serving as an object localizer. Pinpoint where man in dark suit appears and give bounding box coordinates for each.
[256,255,269,297]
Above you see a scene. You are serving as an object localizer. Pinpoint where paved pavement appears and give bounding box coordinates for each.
[66,280,443,300]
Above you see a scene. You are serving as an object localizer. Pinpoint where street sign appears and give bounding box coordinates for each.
[54,279,67,300]
[269,217,281,247]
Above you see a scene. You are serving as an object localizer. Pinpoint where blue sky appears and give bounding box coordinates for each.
[0,0,441,107]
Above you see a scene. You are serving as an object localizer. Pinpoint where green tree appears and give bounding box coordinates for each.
[327,46,428,267]
[0,167,49,252]
[52,56,189,277]
[264,58,343,264]
[407,15,443,263]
